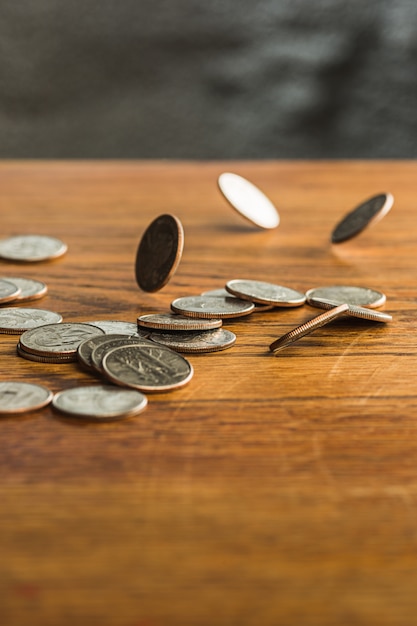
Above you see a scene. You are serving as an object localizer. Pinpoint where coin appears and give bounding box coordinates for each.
[331,193,394,243]
[17,342,76,364]
[0,278,21,303]
[201,288,231,297]
[226,279,306,307]
[171,295,255,319]
[137,313,222,331]
[86,320,139,335]
[305,297,392,322]
[135,214,184,292]
[90,335,155,372]
[19,322,105,358]
[0,308,63,334]
[148,328,236,353]
[0,235,67,261]
[306,285,386,309]
[218,172,280,229]
[0,381,53,413]
[77,333,136,370]
[269,304,350,353]
[102,343,194,392]
[0,277,48,302]
[52,384,148,420]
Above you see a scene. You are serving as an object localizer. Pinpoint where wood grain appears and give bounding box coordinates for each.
[1,161,416,626]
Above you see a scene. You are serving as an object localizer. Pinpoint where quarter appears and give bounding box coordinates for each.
[226,279,306,307]
[52,384,148,420]
[218,172,280,229]
[0,381,53,413]
[331,193,394,243]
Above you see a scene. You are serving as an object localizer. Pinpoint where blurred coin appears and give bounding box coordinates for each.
[148,328,236,353]
[17,342,76,363]
[218,172,280,229]
[331,193,394,243]
[201,288,231,297]
[52,384,148,420]
[19,322,105,358]
[87,320,139,335]
[305,297,392,322]
[269,304,349,354]
[226,279,306,307]
[90,335,155,373]
[138,313,222,331]
[135,214,184,292]
[0,308,62,334]
[0,381,53,413]
[0,278,21,303]
[102,343,193,392]
[306,285,386,308]
[171,295,254,319]
[0,235,67,261]
[0,277,48,302]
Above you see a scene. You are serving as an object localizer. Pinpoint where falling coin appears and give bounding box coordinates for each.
[171,295,255,319]
[52,384,148,420]
[0,381,53,414]
[0,277,48,302]
[331,193,394,244]
[218,172,280,229]
[135,214,184,292]
[305,297,392,322]
[148,328,236,353]
[269,304,349,353]
[306,285,386,309]
[0,235,67,262]
[138,313,222,331]
[226,279,306,307]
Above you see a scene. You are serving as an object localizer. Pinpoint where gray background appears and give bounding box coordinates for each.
[1,1,416,158]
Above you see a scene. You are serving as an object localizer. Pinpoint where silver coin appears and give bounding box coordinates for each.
[19,322,105,357]
[148,328,236,353]
[52,384,148,420]
[0,381,53,414]
[77,333,135,370]
[0,277,48,302]
[306,297,392,323]
[102,344,194,392]
[0,235,67,262]
[331,193,394,244]
[218,172,280,229]
[226,279,306,307]
[0,308,63,334]
[138,313,222,331]
[171,295,255,319]
[306,285,386,309]
[201,288,231,297]
[86,320,139,335]
[17,342,76,363]
[0,278,21,303]
[90,335,155,372]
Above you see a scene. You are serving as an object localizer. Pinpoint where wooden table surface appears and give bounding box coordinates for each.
[0,161,416,626]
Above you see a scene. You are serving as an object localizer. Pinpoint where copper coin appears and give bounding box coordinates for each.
[331,193,394,243]
[135,214,184,292]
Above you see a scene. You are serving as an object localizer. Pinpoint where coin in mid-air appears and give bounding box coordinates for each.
[218,172,280,229]
[0,277,48,302]
[305,297,392,323]
[331,193,394,244]
[171,295,255,319]
[137,313,222,331]
[0,381,53,413]
[52,384,148,420]
[226,279,306,307]
[0,235,68,262]
[0,308,63,334]
[306,285,386,309]
[19,322,105,358]
[0,278,21,303]
[135,214,184,292]
[148,328,236,353]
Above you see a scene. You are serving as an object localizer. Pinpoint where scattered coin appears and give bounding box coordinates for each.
[19,323,105,359]
[171,295,255,319]
[148,328,236,353]
[306,285,386,309]
[269,304,350,354]
[226,279,306,307]
[0,278,21,303]
[218,172,280,229]
[138,313,222,331]
[0,235,67,262]
[86,320,139,335]
[17,342,76,364]
[331,193,394,244]
[135,214,184,292]
[0,381,53,414]
[0,277,48,302]
[0,308,63,334]
[90,335,155,373]
[77,334,136,370]
[52,384,148,420]
[102,343,194,392]
[305,297,392,322]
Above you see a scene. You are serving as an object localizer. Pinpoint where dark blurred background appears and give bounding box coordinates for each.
[1,0,416,159]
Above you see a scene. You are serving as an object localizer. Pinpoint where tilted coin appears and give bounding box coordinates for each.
[226,279,306,307]
[269,304,350,354]
[0,308,63,334]
[0,235,67,262]
[90,335,155,373]
[86,320,139,335]
[52,384,148,420]
[171,295,255,319]
[135,214,184,292]
[331,193,394,244]
[0,277,48,302]
[19,322,105,358]
[0,278,21,303]
[218,172,280,229]
[102,344,194,392]
[17,342,76,364]
[306,297,392,323]
[0,381,53,414]
[306,285,386,309]
[137,313,222,331]
[148,328,236,353]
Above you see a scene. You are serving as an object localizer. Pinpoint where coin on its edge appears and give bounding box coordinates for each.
[218,172,280,229]
[52,384,148,420]
[306,297,392,323]
[135,214,184,292]
[0,381,53,413]
[331,193,394,244]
